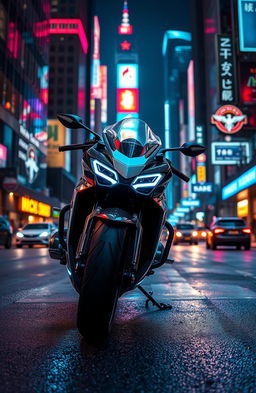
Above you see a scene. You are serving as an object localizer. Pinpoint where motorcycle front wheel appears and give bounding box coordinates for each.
[77,220,127,344]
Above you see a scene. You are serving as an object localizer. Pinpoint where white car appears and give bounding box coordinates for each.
[16,223,57,248]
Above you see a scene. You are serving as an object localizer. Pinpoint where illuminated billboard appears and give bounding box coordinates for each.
[238,0,256,51]
[240,62,256,104]
[117,64,138,88]
[117,88,139,112]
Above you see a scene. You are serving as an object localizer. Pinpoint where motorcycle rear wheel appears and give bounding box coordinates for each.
[77,220,127,344]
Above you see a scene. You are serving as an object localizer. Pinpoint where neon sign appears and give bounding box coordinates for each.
[117,64,138,88]
[120,40,131,50]
[49,19,88,54]
[117,89,139,112]
[222,165,256,200]
[19,197,51,217]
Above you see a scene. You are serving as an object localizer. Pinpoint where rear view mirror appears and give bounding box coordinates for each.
[181,142,205,157]
[57,113,83,129]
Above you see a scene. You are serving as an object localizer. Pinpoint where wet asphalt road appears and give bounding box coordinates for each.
[0,244,256,393]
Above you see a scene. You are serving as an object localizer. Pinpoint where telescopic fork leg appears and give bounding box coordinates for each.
[137,285,172,310]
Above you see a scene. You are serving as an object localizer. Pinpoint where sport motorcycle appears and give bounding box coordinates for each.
[49,114,205,344]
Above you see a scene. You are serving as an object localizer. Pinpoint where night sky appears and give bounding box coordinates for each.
[94,0,191,142]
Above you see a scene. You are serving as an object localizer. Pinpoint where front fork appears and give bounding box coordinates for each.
[75,206,142,287]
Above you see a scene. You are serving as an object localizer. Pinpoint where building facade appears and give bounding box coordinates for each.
[162,30,192,219]
[0,0,55,230]
[190,0,256,234]
[116,0,139,122]
[47,0,91,204]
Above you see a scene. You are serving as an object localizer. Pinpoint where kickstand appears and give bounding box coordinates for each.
[137,285,172,310]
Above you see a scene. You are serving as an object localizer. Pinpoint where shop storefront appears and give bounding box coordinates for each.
[222,165,256,238]
[0,176,59,231]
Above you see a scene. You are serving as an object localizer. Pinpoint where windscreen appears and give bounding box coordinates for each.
[216,219,245,228]
[105,118,161,158]
[24,224,49,230]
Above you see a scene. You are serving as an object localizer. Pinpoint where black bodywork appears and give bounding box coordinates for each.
[51,140,174,295]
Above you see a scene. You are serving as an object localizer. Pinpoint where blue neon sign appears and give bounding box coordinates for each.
[222,165,256,200]
[238,0,256,51]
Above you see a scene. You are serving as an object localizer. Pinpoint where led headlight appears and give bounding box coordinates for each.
[16,232,24,238]
[92,159,118,185]
[39,231,50,237]
[131,173,162,190]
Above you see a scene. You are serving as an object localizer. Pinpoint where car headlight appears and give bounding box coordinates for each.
[192,231,198,237]
[16,232,24,238]
[201,231,207,237]
[92,159,118,185]
[131,173,162,191]
[176,231,182,237]
[39,231,50,237]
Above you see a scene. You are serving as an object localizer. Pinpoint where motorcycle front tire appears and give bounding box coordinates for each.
[77,220,127,344]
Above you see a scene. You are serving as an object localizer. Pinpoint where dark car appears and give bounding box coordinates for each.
[206,217,251,250]
[173,223,199,245]
[0,216,12,249]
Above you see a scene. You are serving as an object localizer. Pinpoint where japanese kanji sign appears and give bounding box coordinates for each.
[216,35,237,104]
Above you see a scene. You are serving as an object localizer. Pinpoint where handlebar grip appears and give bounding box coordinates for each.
[58,142,93,152]
[171,165,190,182]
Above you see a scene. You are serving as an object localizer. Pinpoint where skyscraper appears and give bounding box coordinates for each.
[0,0,54,229]
[47,0,91,204]
[116,0,139,122]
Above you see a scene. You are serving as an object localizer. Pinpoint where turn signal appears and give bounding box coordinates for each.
[214,228,225,234]
[242,228,251,234]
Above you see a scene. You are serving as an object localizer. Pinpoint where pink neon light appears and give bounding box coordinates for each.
[7,23,19,58]
[118,25,133,35]
[49,19,88,54]
[0,144,7,161]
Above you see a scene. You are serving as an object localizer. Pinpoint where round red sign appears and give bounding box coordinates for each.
[211,105,247,134]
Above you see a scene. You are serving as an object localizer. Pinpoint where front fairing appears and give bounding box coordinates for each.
[103,118,162,179]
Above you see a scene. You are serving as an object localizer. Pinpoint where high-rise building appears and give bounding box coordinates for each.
[162,31,191,215]
[47,0,91,204]
[0,0,55,230]
[116,0,139,122]
[190,0,256,232]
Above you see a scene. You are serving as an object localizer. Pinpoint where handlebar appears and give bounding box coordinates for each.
[170,165,190,182]
[58,141,95,152]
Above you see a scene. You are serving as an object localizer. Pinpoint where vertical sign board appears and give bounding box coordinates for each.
[47,120,65,168]
[238,0,256,51]
[195,125,206,183]
[216,35,236,104]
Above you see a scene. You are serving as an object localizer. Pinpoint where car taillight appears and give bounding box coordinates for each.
[214,228,225,234]
[242,228,251,234]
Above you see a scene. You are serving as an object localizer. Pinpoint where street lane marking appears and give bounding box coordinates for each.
[235,270,256,279]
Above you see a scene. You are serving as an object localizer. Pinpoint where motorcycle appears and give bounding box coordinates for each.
[49,114,205,344]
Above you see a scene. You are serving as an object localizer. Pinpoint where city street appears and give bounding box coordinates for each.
[1,244,256,392]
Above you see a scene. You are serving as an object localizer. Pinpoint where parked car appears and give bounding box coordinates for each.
[0,216,12,249]
[173,223,199,245]
[16,222,57,248]
[206,217,251,250]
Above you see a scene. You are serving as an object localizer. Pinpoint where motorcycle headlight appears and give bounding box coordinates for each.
[92,159,118,185]
[131,173,162,191]
[39,231,50,237]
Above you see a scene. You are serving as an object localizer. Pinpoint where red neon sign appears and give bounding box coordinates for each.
[120,40,131,50]
[117,88,139,112]
[49,19,88,54]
